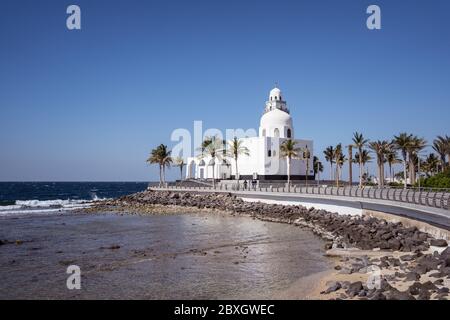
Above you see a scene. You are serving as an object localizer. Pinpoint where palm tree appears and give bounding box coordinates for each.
[393,133,413,188]
[200,137,213,155]
[226,137,250,181]
[313,156,324,180]
[196,135,224,188]
[280,139,301,188]
[354,150,372,185]
[444,135,450,167]
[422,153,440,177]
[146,144,172,187]
[369,140,391,187]
[333,143,344,187]
[433,137,448,172]
[173,157,185,181]
[434,135,450,170]
[407,136,427,184]
[352,132,369,188]
[147,148,163,186]
[323,146,335,181]
[337,153,347,186]
[303,146,312,186]
[385,146,401,182]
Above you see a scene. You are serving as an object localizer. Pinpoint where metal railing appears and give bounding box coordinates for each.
[150,184,450,211]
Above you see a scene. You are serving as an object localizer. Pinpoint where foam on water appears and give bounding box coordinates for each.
[0,199,99,216]
[0,182,149,216]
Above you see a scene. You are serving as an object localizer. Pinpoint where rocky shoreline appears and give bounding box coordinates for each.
[88,190,450,300]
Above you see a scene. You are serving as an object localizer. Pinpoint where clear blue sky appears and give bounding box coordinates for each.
[1,0,449,181]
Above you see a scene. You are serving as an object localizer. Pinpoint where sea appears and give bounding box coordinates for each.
[0,182,331,299]
[0,182,149,216]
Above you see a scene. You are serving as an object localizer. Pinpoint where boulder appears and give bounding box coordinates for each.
[404,272,421,281]
[437,287,449,294]
[322,282,342,294]
[440,247,450,261]
[346,281,364,297]
[385,289,416,300]
[388,239,402,251]
[430,239,448,247]
[417,290,431,300]
[408,282,423,295]
[400,254,416,261]
[369,291,386,300]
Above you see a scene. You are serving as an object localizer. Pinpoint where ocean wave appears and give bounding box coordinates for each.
[15,199,90,208]
[0,198,106,216]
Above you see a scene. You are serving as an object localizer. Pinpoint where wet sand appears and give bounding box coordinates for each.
[0,211,332,299]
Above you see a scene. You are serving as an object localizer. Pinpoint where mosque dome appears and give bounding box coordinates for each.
[260,108,292,128]
[259,86,294,138]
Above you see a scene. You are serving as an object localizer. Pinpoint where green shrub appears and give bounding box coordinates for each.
[388,182,403,187]
[418,168,450,189]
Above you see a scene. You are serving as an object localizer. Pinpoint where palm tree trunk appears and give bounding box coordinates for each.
[378,162,384,187]
[330,163,333,181]
[162,165,166,186]
[377,163,381,188]
[235,156,239,181]
[409,159,414,185]
[359,159,363,188]
[403,158,407,188]
[286,157,291,190]
[159,165,162,187]
[336,165,339,187]
[305,160,309,187]
[180,166,183,181]
[212,160,215,188]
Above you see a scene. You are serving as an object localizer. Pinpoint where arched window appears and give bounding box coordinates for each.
[268,150,271,157]
[287,128,291,138]
[262,129,266,136]
[274,128,280,137]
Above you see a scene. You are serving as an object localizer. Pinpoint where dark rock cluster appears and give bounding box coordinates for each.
[321,248,450,300]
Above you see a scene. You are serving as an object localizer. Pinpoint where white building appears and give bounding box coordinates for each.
[186,87,314,181]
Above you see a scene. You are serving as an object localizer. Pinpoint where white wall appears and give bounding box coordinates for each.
[186,137,315,179]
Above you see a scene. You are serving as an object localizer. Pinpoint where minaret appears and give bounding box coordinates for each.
[264,87,289,114]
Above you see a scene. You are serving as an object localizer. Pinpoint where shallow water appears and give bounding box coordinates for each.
[0,212,330,299]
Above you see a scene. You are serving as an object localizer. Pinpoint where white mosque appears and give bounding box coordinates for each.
[186,87,314,181]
